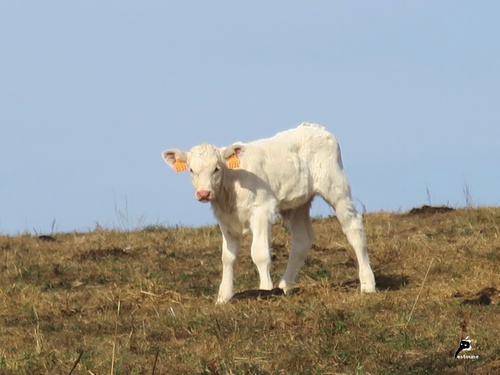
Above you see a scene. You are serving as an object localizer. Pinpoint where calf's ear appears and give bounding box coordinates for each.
[162,149,189,172]
[221,144,245,169]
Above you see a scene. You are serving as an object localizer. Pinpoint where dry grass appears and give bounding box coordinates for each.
[0,207,499,374]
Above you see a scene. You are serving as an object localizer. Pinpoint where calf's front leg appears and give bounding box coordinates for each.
[250,209,273,291]
[217,228,240,304]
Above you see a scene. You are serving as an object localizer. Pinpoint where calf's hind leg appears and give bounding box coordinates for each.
[314,145,375,292]
[278,202,314,293]
[334,197,375,292]
[322,184,376,292]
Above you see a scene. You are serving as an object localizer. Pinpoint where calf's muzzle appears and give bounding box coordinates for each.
[196,190,212,202]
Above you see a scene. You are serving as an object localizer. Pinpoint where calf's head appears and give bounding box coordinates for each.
[162,143,243,203]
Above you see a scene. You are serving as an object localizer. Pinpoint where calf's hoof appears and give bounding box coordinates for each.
[361,283,376,293]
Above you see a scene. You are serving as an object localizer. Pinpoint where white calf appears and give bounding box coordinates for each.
[162,123,376,303]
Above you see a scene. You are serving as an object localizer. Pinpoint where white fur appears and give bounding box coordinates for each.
[162,123,376,303]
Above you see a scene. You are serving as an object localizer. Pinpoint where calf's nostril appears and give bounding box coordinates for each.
[196,190,211,200]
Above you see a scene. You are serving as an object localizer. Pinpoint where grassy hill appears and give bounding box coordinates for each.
[0,207,499,374]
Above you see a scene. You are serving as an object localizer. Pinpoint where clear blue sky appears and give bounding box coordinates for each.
[1,1,499,234]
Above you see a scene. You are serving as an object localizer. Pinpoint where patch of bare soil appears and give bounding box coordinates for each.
[454,287,500,305]
[407,205,455,215]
